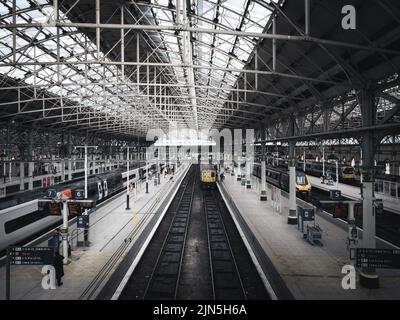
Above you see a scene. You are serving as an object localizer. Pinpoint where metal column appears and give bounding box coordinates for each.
[246,129,254,189]
[61,200,69,264]
[28,133,34,190]
[260,129,267,200]
[61,159,65,182]
[19,161,24,191]
[28,161,34,190]
[260,155,267,201]
[359,89,379,288]
[126,147,130,210]
[288,141,297,224]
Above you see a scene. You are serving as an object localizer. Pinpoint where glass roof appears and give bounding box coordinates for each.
[0,0,280,135]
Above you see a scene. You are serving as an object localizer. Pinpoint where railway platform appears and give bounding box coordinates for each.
[0,163,190,300]
[218,172,400,299]
[308,175,400,215]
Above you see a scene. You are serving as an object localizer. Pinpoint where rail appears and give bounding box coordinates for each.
[217,181,293,300]
[143,167,196,299]
[204,190,247,299]
[82,163,192,300]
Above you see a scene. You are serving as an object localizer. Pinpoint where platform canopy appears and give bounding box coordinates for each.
[0,0,399,139]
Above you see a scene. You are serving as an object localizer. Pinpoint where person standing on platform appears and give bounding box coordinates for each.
[53,252,65,286]
[51,229,61,254]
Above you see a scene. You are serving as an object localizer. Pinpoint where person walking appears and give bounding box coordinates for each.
[53,252,65,286]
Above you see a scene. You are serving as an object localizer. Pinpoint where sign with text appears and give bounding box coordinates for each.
[44,189,57,199]
[329,189,341,200]
[73,189,85,200]
[298,206,315,221]
[356,248,400,269]
[77,215,90,229]
[9,247,53,266]
[47,202,62,215]
[68,202,83,217]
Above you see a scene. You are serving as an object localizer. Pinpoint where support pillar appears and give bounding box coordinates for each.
[61,160,65,182]
[246,161,251,189]
[359,89,379,288]
[288,141,297,225]
[67,133,72,181]
[19,161,24,191]
[27,132,34,190]
[68,159,72,180]
[61,200,70,265]
[260,130,267,201]
[260,155,267,202]
[28,161,34,190]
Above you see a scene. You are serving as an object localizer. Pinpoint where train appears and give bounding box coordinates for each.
[252,163,312,195]
[0,162,158,253]
[296,160,355,181]
[200,164,217,189]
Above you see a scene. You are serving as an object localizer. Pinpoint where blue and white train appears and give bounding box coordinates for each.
[0,162,160,253]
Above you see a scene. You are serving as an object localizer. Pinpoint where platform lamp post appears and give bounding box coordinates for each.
[146,148,149,194]
[0,152,6,184]
[126,146,130,210]
[322,143,325,178]
[74,145,97,246]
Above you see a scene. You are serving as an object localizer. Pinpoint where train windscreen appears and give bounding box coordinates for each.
[296,175,308,185]
[343,167,354,174]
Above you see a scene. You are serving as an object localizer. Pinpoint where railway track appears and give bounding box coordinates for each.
[119,165,270,300]
[204,190,246,300]
[142,167,196,299]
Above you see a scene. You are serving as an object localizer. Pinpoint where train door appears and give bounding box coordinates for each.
[97,181,103,200]
[103,180,108,197]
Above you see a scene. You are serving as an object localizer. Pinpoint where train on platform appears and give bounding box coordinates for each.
[200,164,217,189]
[296,160,355,182]
[252,163,312,196]
[0,162,158,253]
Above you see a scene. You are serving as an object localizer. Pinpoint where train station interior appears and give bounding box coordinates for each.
[1,0,400,306]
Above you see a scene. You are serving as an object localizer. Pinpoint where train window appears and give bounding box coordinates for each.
[4,210,50,234]
[343,167,354,174]
[390,182,397,197]
[296,175,307,185]
[211,172,215,178]
[104,180,108,197]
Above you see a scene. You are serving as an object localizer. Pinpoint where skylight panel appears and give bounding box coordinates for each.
[0,46,11,57]
[0,2,8,15]
[15,0,30,10]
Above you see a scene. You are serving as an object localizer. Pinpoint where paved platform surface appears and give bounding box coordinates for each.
[308,175,400,214]
[220,171,400,300]
[0,163,189,300]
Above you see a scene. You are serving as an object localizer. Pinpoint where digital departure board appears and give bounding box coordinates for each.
[356,248,400,269]
[9,247,53,266]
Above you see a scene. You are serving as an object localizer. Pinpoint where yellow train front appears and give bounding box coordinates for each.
[341,166,355,181]
[295,173,312,195]
[200,164,217,189]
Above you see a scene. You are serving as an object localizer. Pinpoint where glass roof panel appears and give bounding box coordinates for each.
[0,0,274,131]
